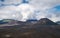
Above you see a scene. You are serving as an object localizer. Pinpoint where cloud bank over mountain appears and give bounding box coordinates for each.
[0,0,60,22]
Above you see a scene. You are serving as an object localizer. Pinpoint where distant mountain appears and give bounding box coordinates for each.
[0,19,9,24]
[0,19,25,24]
[56,21,60,25]
[0,18,58,27]
[0,19,17,24]
[0,19,24,27]
[35,18,58,25]
[26,19,38,24]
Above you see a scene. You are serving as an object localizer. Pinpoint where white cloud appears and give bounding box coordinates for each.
[0,5,22,20]
[0,0,60,22]
[0,3,35,21]
[28,0,60,22]
[17,4,36,21]
[0,0,22,5]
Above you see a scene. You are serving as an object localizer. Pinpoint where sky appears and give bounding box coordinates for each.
[0,0,60,22]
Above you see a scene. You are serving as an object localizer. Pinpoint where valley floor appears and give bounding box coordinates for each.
[0,25,60,38]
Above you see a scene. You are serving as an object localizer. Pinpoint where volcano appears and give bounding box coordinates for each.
[35,18,58,25]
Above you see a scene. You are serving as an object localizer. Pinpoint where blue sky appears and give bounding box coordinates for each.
[0,0,60,22]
